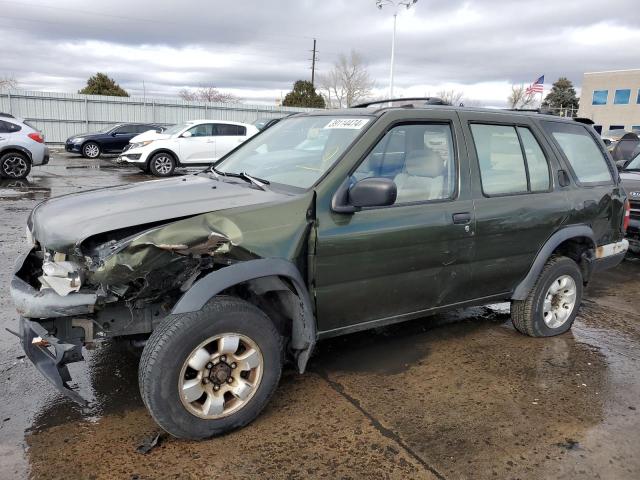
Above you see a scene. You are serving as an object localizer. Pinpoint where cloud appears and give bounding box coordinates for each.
[0,0,638,105]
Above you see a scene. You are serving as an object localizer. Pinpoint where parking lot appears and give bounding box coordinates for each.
[1,151,639,479]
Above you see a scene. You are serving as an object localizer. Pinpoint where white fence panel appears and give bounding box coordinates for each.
[0,90,314,143]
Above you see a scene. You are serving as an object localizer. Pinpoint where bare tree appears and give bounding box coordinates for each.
[318,50,375,108]
[436,89,465,106]
[0,76,18,89]
[508,84,537,109]
[178,85,240,103]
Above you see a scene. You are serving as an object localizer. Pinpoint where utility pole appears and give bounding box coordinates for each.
[310,38,317,86]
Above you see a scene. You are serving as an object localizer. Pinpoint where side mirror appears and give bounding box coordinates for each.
[182,131,192,138]
[616,160,628,171]
[348,177,397,208]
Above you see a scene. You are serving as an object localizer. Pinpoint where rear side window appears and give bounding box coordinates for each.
[470,124,550,196]
[214,124,246,136]
[187,123,214,137]
[541,121,612,185]
[0,120,21,133]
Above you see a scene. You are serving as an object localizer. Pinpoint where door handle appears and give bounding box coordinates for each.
[452,212,472,224]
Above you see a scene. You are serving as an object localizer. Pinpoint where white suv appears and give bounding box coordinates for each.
[0,113,49,179]
[118,119,258,176]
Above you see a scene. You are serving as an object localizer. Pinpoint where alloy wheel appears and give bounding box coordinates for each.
[542,275,577,328]
[2,156,29,178]
[83,143,100,158]
[153,155,173,175]
[178,333,263,419]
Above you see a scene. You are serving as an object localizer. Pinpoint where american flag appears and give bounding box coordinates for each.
[526,75,545,94]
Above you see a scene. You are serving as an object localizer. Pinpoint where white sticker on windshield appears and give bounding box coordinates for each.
[323,118,370,130]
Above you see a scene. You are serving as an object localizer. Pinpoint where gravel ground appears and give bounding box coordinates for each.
[1,151,639,479]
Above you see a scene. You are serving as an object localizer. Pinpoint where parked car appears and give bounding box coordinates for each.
[0,113,49,179]
[12,102,629,440]
[620,151,640,253]
[118,119,258,176]
[65,123,166,158]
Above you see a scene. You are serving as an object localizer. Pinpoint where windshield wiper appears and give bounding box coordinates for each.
[212,168,270,190]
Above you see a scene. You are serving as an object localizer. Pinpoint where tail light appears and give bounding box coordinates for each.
[623,199,631,232]
[28,132,44,143]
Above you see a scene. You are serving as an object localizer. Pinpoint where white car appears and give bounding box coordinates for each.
[118,120,258,176]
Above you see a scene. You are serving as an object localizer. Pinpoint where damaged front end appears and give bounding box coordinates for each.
[11,218,245,404]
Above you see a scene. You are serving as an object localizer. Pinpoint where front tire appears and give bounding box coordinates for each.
[139,296,283,439]
[82,141,101,159]
[0,152,31,179]
[149,152,176,176]
[511,255,583,337]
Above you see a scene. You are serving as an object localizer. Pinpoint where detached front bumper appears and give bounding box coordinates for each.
[18,317,88,405]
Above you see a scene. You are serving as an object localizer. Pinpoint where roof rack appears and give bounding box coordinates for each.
[352,97,448,108]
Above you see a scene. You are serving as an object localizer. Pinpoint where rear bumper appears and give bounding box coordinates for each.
[18,316,88,405]
[593,239,629,272]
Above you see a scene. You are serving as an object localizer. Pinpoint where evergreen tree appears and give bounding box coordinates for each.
[79,73,129,97]
[282,80,325,108]
[542,77,579,114]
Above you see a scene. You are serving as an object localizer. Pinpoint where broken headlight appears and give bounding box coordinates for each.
[39,253,84,296]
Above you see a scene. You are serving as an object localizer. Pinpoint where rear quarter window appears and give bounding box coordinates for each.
[541,121,613,185]
[0,120,21,133]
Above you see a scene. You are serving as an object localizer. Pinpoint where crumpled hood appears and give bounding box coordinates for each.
[130,131,169,143]
[29,175,288,251]
[621,171,640,199]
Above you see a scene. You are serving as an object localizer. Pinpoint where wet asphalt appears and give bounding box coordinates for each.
[0,152,639,479]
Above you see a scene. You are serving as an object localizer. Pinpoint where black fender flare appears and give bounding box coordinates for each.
[172,258,316,372]
[0,144,33,161]
[511,225,595,300]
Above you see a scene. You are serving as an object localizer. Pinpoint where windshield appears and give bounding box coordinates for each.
[216,116,372,188]
[626,152,640,170]
[163,122,192,136]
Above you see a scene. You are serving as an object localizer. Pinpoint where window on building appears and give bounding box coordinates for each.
[614,89,631,104]
[632,126,640,133]
[592,90,608,105]
[609,125,625,131]
[637,89,640,104]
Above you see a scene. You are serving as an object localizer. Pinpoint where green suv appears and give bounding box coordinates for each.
[11,101,629,439]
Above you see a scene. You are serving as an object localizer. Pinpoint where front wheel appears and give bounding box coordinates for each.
[139,296,283,439]
[149,152,176,176]
[511,255,583,337]
[82,141,101,158]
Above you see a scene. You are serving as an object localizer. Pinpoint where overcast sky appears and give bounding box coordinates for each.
[1,0,639,106]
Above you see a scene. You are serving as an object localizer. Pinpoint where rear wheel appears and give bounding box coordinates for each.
[511,255,583,337]
[0,152,31,179]
[139,296,283,439]
[149,152,176,176]
[82,142,101,159]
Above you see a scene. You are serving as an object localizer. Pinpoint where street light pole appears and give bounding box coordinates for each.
[389,12,397,98]
[376,0,418,100]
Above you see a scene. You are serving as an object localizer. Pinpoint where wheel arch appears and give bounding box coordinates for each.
[171,258,316,373]
[148,148,180,166]
[0,145,32,161]
[512,225,595,300]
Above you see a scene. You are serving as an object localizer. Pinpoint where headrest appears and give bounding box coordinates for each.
[404,149,445,177]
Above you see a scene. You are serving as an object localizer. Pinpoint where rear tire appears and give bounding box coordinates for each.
[0,152,31,179]
[82,142,101,159]
[149,152,176,177]
[511,255,583,337]
[139,296,283,439]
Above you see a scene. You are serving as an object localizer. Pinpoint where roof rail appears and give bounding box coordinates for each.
[352,97,448,108]
[0,112,15,118]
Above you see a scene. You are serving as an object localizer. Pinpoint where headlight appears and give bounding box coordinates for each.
[72,137,85,143]
[26,225,35,246]
[130,140,154,149]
